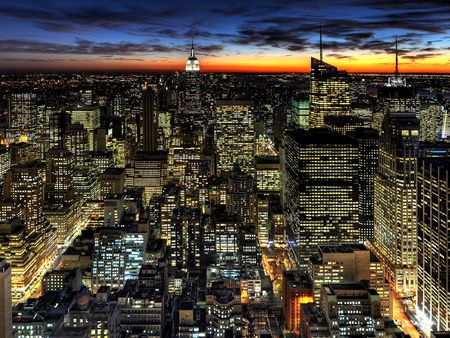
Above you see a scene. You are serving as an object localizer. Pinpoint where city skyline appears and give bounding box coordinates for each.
[0,0,450,73]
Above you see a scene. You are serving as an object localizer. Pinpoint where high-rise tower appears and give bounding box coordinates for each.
[309,26,351,128]
[185,40,201,114]
[375,38,420,131]
[281,128,359,267]
[142,82,158,153]
[417,156,450,331]
[371,112,420,296]
[214,100,255,176]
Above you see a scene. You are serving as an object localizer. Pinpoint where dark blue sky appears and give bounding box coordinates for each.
[0,0,449,72]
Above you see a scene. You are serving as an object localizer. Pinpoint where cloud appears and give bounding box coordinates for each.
[0,39,224,57]
[401,53,442,61]
[0,0,448,67]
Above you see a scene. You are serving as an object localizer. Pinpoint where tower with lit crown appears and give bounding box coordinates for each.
[375,37,420,131]
[185,39,201,114]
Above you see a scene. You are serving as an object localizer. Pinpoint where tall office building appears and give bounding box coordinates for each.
[226,165,254,224]
[3,163,45,230]
[420,104,446,142]
[371,112,420,296]
[281,128,359,267]
[214,100,255,176]
[7,93,37,142]
[417,157,450,331]
[67,105,101,151]
[290,99,309,129]
[0,147,11,183]
[0,259,12,338]
[63,123,89,167]
[142,83,158,152]
[347,128,379,240]
[309,33,350,128]
[49,111,70,149]
[45,148,75,207]
[128,151,168,205]
[375,39,420,132]
[185,41,201,114]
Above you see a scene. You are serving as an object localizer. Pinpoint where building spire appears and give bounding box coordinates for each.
[320,22,323,61]
[191,36,195,58]
[395,35,399,77]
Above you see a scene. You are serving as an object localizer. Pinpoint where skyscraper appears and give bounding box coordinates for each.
[375,38,420,132]
[281,128,359,267]
[128,151,168,205]
[142,83,158,152]
[420,104,446,142]
[347,128,379,240]
[7,93,37,142]
[309,30,350,128]
[3,163,45,230]
[215,100,255,176]
[417,157,450,331]
[371,112,420,296]
[45,148,75,207]
[185,40,201,115]
[0,258,12,338]
[67,105,101,151]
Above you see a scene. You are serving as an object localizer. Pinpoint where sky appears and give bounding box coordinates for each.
[0,0,449,73]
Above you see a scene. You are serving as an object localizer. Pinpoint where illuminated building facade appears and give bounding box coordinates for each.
[3,163,45,229]
[309,58,351,128]
[282,128,359,267]
[269,199,285,246]
[309,245,391,318]
[214,100,255,176]
[43,203,77,245]
[375,50,420,132]
[206,282,243,338]
[324,115,365,135]
[420,104,446,142]
[92,226,145,290]
[185,42,201,115]
[347,128,379,240]
[320,283,385,337]
[45,148,75,207]
[290,99,309,129]
[282,270,314,334]
[129,151,168,205]
[98,167,126,200]
[73,168,99,202]
[10,142,40,165]
[142,84,158,152]
[255,194,270,247]
[0,147,11,183]
[226,165,254,224]
[0,258,12,338]
[63,123,89,167]
[372,112,419,296]
[417,157,450,331]
[214,214,241,264]
[68,105,101,151]
[7,93,37,142]
[255,156,280,193]
[118,266,165,337]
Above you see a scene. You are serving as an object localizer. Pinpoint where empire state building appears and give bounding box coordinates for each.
[185,41,201,114]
